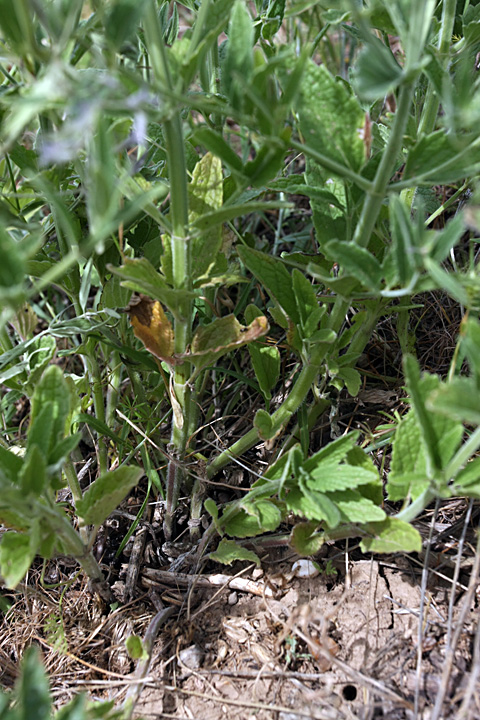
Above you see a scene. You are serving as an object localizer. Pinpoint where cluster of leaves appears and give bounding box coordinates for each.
[1,1,480,702]
[0,647,123,719]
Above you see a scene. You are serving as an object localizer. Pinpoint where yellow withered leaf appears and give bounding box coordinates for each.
[125,294,175,365]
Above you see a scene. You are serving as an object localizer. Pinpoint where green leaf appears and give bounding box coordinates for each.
[186,314,269,370]
[19,445,46,496]
[424,257,470,307]
[110,258,196,319]
[204,498,223,535]
[209,538,260,566]
[286,486,341,528]
[404,357,464,474]
[224,500,282,537]
[403,356,441,474]
[29,365,70,456]
[360,517,422,553]
[389,195,418,286]
[304,432,359,471]
[188,153,225,281]
[292,269,323,338]
[248,342,280,401]
[307,463,379,493]
[125,635,148,661]
[193,127,244,175]
[404,131,480,184]
[237,246,298,323]
[76,466,143,527]
[254,409,279,440]
[0,532,36,588]
[352,35,403,101]
[48,433,82,472]
[17,647,52,720]
[24,336,56,389]
[106,0,147,50]
[0,226,25,292]
[27,402,55,458]
[324,240,383,291]
[337,367,361,397]
[293,58,365,172]
[428,377,480,425]
[191,200,291,233]
[289,522,324,556]
[0,445,23,483]
[222,0,254,111]
[455,458,480,498]
[429,214,465,264]
[328,490,386,524]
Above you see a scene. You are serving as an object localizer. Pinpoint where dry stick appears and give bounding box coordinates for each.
[456,607,480,719]
[162,685,345,720]
[445,499,474,649]
[414,498,440,718]
[430,520,480,720]
[141,567,274,598]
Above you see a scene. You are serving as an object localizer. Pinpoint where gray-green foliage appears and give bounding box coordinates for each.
[1,3,480,708]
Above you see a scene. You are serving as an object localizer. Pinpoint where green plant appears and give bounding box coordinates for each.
[0,646,124,719]
[1,0,480,597]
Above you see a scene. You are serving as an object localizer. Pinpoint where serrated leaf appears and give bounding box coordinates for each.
[329,489,386,524]
[286,486,341,528]
[428,377,480,425]
[209,538,260,566]
[307,463,379,492]
[289,522,324,556]
[76,466,143,526]
[224,500,282,537]
[361,517,422,553]
[304,432,359,471]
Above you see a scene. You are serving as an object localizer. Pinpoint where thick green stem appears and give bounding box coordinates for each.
[143,0,192,539]
[353,80,417,249]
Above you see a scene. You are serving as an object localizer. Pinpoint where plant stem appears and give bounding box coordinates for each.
[40,502,113,602]
[143,0,192,539]
[418,0,457,137]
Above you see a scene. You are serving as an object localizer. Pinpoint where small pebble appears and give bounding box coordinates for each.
[178,644,203,670]
[291,559,319,578]
[252,567,264,580]
[228,591,238,605]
